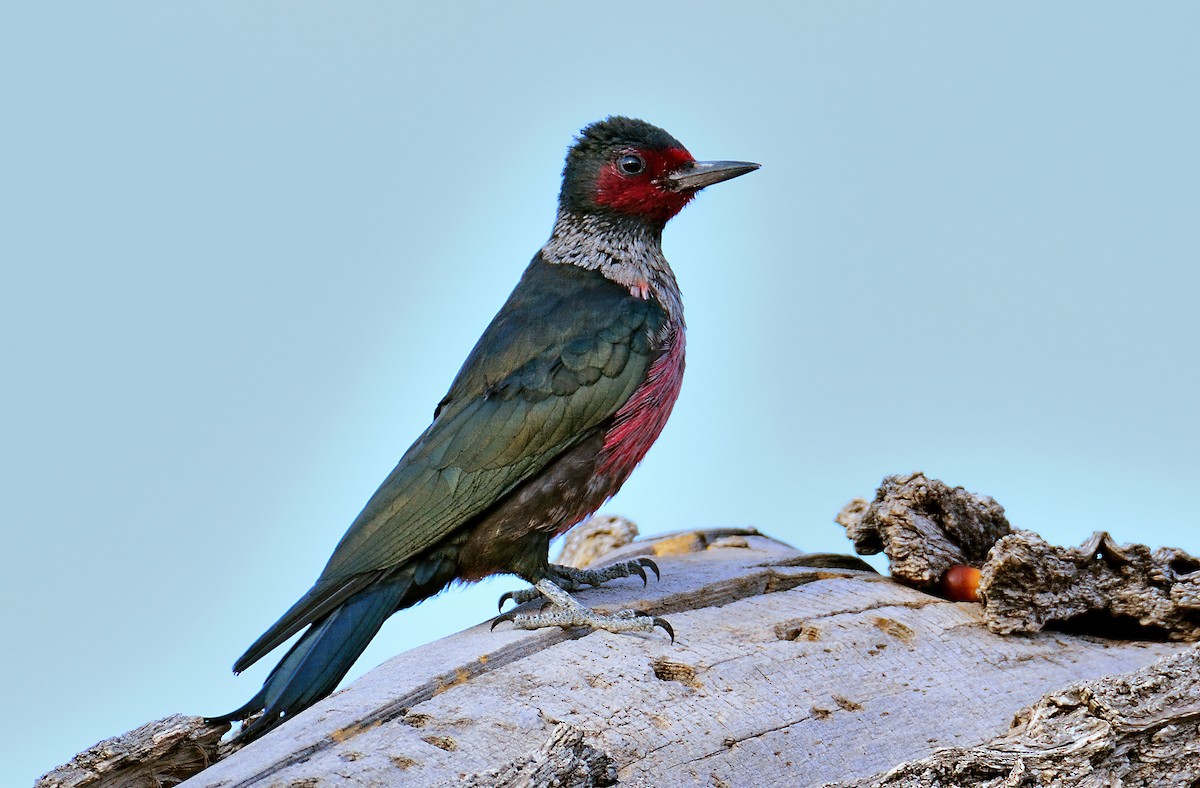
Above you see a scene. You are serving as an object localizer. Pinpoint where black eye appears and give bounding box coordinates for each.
[617,154,646,176]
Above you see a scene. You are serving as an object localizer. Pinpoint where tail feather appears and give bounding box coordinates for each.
[231,571,380,675]
[208,573,415,739]
[209,554,463,741]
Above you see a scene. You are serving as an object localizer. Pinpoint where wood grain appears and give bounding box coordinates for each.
[178,531,1187,788]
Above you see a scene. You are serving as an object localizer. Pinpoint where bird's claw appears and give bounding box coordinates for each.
[497,586,543,610]
[638,557,661,582]
[493,611,673,640]
[558,556,662,588]
[493,584,674,640]
[629,557,663,586]
[631,562,648,587]
[493,562,672,639]
[499,556,663,610]
[490,611,518,631]
[629,609,675,643]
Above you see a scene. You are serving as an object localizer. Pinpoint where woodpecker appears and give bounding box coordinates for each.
[209,117,758,740]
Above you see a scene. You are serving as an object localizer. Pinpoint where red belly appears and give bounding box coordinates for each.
[597,323,686,481]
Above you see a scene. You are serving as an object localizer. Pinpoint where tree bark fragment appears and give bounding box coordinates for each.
[456,723,619,788]
[556,515,641,570]
[35,714,227,788]
[836,472,1011,586]
[841,474,1200,642]
[834,643,1200,787]
[980,530,1200,641]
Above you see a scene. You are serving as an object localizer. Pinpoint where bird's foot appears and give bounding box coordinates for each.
[492,578,673,642]
[498,557,660,607]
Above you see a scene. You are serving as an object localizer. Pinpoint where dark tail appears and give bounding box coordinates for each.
[207,575,417,741]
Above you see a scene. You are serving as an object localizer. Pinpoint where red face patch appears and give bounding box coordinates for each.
[593,146,695,224]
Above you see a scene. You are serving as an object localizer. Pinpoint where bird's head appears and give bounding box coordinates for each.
[559,116,759,229]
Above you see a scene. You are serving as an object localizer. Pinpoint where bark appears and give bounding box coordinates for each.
[980,529,1200,641]
[834,643,1200,788]
[457,724,619,788]
[840,474,1200,642]
[34,714,227,788]
[556,514,641,570]
[836,472,1011,587]
[38,496,1200,788]
[172,529,1188,788]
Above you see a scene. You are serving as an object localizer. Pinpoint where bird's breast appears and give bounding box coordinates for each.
[596,320,686,482]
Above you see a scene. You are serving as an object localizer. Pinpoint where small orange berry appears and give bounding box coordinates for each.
[940,565,982,602]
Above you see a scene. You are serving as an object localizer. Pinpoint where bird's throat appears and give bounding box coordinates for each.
[541,211,683,324]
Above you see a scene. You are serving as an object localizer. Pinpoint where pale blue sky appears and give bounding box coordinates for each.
[4,3,1198,785]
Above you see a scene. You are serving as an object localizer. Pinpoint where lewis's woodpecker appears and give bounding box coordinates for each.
[210,117,758,740]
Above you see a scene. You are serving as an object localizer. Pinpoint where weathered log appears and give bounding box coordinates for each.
[173,529,1189,787]
[457,723,620,787]
[34,714,227,788]
[835,642,1200,787]
[836,472,1011,587]
[980,529,1200,641]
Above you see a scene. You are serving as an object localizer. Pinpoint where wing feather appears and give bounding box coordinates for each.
[314,258,662,599]
[236,257,669,671]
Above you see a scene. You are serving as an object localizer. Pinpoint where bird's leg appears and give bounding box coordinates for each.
[498,557,661,607]
[492,578,673,641]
